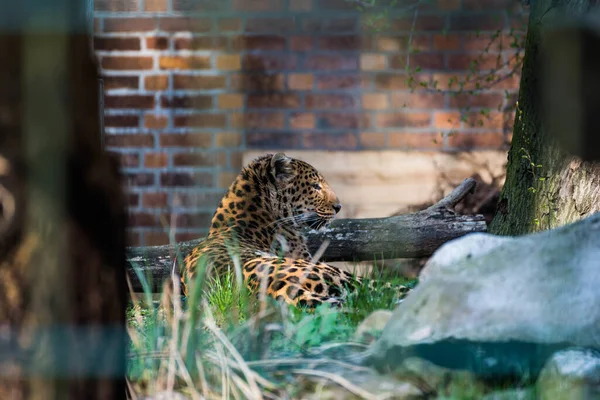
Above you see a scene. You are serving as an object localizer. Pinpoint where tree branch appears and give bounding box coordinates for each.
[126,178,486,292]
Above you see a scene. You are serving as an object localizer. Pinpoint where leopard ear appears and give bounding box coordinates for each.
[270,152,294,182]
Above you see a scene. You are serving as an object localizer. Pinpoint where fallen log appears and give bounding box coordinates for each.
[126,178,487,292]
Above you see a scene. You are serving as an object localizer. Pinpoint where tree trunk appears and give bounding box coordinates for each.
[0,3,127,399]
[489,0,600,235]
[126,179,486,293]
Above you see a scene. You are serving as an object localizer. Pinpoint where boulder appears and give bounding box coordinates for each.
[536,348,600,400]
[369,213,600,378]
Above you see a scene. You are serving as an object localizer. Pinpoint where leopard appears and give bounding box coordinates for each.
[180,152,410,308]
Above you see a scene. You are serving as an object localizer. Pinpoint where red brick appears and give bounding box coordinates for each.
[104,115,139,128]
[215,132,242,147]
[232,0,284,11]
[95,0,139,12]
[172,192,225,208]
[159,133,213,147]
[389,132,443,149]
[173,152,224,167]
[447,53,502,71]
[113,153,140,167]
[374,35,431,52]
[462,33,520,52]
[303,132,358,150]
[449,92,505,108]
[104,18,155,32]
[175,232,205,242]
[246,18,297,33]
[450,14,506,31]
[218,94,243,109]
[290,36,314,51]
[231,35,286,51]
[159,56,211,70]
[465,111,505,129]
[142,192,168,208]
[172,75,224,91]
[94,37,141,51]
[105,95,154,109]
[290,113,315,129]
[144,115,169,129]
[103,76,139,90]
[359,132,386,148]
[105,134,154,147]
[238,112,285,129]
[145,75,169,90]
[174,36,228,50]
[316,74,359,90]
[102,56,153,70]
[360,54,387,70]
[127,231,141,246]
[144,153,169,168]
[434,0,461,10]
[247,93,300,108]
[390,15,445,31]
[159,17,213,32]
[172,213,212,228]
[375,112,431,128]
[243,54,297,71]
[447,132,505,149]
[362,93,389,110]
[160,172,213,187]
[216,55,241,70]
[218,18,242,32]
[247,132,302,148]
[390,92,445,109]
[230,73,285,91]
[434,111,461,129]
[144,232,170,246]
[288,74,313,90]
[316,113,369,129]
[290,0,312,10]
[146,36,169,50]
[302,55,358,71]
[463,0,516,11]
[433,34,460,50]
[161,95,212,109]
[302,17,357,33]
[306,94,357,109]
[129,212,157,228]
[318,36,361,50]
[391,53,444,70]
[173,114,227,128]
[374,73,411,90]
[127,193,140,207]
[431,73,477,91]
[144,0,168,12]
[125,172,155,187]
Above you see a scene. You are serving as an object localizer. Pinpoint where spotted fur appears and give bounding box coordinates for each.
[181,153,407,308]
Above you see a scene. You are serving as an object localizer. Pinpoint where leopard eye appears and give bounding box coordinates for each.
[311,183,322,190]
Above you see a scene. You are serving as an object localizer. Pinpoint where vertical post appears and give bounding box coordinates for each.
[98,77,105,149]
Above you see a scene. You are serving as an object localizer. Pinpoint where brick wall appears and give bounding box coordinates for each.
[93,0,528,246]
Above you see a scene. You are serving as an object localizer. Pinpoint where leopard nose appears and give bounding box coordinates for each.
[333,203,342,214]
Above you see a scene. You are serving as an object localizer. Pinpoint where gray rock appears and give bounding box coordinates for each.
[537,348,600,400]
[353,310,393,344]
[370,213,600,377]
[481,388,537,400]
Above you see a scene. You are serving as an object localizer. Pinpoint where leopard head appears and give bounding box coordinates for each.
[269,153,341,231]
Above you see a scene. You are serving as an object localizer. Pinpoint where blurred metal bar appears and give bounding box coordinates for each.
[99,77,105,149]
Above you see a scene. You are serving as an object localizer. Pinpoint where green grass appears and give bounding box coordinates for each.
[126,253,420,398]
